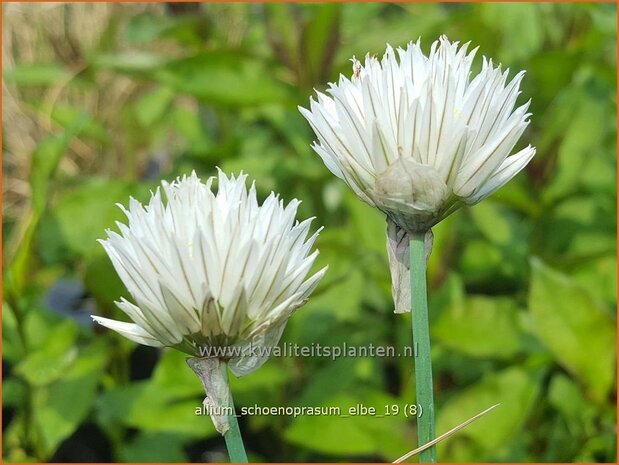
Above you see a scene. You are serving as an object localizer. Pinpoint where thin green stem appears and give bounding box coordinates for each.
[410,231,436,463]
[219,362,248,463]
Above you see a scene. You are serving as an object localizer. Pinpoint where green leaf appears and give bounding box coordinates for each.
[150,349,203,399]
[125,12,207,46]
[15,320,78,386]
[48,106,109,143]
[572,255,617,307]
[2,301,24,362]
[228,361,290,409]
[469,200,529,277]
[433,296,524,359]
[95,382,146,429]
[345,191,387,256]
[170,105,214,157]
[94,51,166,74]
[119,432,187,462]
[30,116,88,214]
[34,342,106,457]
[480,3,543,61]
[528,258,616,400]
[548,374,592,435]
[83,251,127,307]
[38,178,153,261]
[436,367,540,453]
[302,269,363,321]
[155,51,291,106]
[3,377,27,409]
[302,4,341,83]
[284,390,411,458]
[4,63,70,86]
[96,364,216,439]
[125,394,215,438]
[6,116,86,297]
[285,401,375,456]
[458,239,503,285]
[543,99,607,203]
[125,12,173,44]
[263,4,300,70]
[135,86,176,127]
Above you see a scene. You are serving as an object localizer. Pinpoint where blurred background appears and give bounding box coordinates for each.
[2,2,617,463]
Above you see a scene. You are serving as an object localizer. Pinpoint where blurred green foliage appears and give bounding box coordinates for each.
[2,2,616,462]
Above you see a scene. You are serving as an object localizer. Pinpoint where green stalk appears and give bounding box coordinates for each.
[409,231,436,463]
[220,362,248,463]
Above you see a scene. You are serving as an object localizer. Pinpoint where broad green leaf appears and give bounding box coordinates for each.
[2,378,27,408]
[469,200,529,278]
[542,195,616,257]
[301,269,363,321]
[481,3,543,61]
[528,258,616,400]
[284,390,410,458]
[229,361,290,408]
[285,402,376,456]
[572,255,617,307]
[170,105,214,157]
[38,178,153,261]
[436,367,540,453]
[3,415,40,462]
[96,374,216,439]
[119,432,187,462]
[258,105,315,157]
[548,374,593,435]
[83,251,127,307]
[15,320,78,386]
[135,86,176,127]
[345,192,387,256]
[150,349,203,399]
[543,99,607,203]
[95,382,147,428]
[458,239,503,285]
[124,394,215,438]
[155,51,291,106]
[433,296,524,359]
[291,358,362,408]
[34,342,106,457]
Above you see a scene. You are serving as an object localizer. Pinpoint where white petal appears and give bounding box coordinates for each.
[92,316,164,347]
[465,145,536,204]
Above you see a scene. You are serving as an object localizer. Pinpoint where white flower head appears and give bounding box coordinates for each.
[92,170,327,376]
[300,35,536,233]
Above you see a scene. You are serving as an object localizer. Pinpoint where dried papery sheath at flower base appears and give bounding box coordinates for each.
[299,36,535,312]
[92,171,327,433]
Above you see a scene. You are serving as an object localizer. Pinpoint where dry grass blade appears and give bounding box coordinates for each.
[393,403,500,463]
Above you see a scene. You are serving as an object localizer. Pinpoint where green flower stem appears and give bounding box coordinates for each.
[220,362,248,463]
[410,231,436,463]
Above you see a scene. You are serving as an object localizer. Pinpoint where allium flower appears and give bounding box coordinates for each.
[92,171,327,376]
[299,36,536,234]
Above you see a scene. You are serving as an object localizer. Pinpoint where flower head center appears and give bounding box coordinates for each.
[374,157,449,212]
